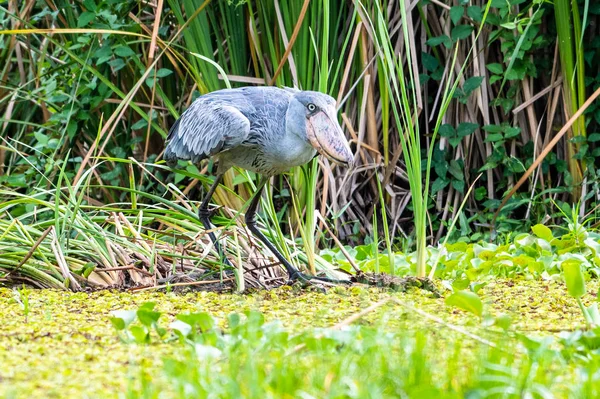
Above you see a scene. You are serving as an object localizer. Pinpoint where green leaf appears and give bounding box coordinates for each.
[587,133,600,142]
[177,312,215,332]
[110,310,136,330]
[137,309,161,327]
[438,124,456,137]
[77,12,96,27]
[450,6,464,24]
[504,127,521,138]
[129,325,149,344]
[500,21,517,30]
[494,314,512,330]
[445,291,483,317]
[83,0,97,11]
[451,25,474,41]
[131,119,148,130]
[34,131,49,146]
[426,35,451,48]
[562,260,586,298]
[483,124,503,133]
[449,160,464,180]
[463,76,484,94]
[114,46,135,57]
[170,320,192,338]
[531,224,553,241]
[457,122,478,137]
[486,63,504,74]
[155,68,173,78]
[421,52,439,72]
[452,179,465,193]
[431,177,449,194]
[448,136,463,148]
[484,133,504,143]
[467,6,483,22]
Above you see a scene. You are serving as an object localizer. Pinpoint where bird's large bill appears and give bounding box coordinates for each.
[306,111,353,166]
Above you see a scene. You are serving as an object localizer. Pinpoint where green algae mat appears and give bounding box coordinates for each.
[1,280,599,398]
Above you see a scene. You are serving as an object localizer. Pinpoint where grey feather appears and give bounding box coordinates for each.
[164,96,252,166]
[163,86,348,175]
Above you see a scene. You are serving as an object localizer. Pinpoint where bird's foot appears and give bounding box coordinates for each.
[286,271,352,286]
[198,206,221,221]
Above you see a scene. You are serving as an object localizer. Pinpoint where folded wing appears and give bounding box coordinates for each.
[164,99,251,165]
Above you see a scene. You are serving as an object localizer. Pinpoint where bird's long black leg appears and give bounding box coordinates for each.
[244,177,302,281]
[198,174,231,268]
[245,177,346,284]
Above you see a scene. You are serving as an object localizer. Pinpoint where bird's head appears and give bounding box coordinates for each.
[287,90,353,167]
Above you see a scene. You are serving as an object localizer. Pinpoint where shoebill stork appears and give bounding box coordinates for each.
[164,86,353,281]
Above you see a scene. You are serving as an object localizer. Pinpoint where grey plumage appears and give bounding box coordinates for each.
[165,86,353,282]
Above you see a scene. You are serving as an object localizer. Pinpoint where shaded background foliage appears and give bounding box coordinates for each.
[1,0,599,248]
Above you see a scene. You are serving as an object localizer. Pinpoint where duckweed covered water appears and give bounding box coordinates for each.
[0,280,596,398]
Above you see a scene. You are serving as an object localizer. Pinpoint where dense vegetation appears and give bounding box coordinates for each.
[2,0,600,398]
[2,0,599,268]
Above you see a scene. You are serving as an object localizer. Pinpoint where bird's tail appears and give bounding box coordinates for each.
[163,117,209,167]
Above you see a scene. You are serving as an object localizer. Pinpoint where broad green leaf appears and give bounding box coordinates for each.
[587,133,600,142]
[110,310,136,330]
[451,25,474,41]
[114,46,135,57]
[531,224,553,241]
[486,63,504,74]
[137,309,161,327]
[450,6,464,24]
[83,0,97,11]
[445,291,483,317]
[463,76,484,94]
[77,12,96,27]
[449,160,464,180]
[494,314,512,330]
[432,177,449,194]
[155,68,174,78]
[484,133,504,142]
[448,136,463,147]
[483,124,503,133]
[467,6,483,22]
[562,260,586,298]
[457,122,479,137]
[177,312,215,332]
[170,320,192,338]
[504,127,521,138]
[452,179,465,193]
[421,52,439,71]
[586,303,600,325]
[129,325,149,344]
[426,35,451,48]
[438,124,456,137]
[131,119,148,130]
[500,22,517,30]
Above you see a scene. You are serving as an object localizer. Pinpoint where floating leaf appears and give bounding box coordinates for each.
[562,260,586,299]
[445,291,483,317]
[110,310,136,331]
[531,224,553,241]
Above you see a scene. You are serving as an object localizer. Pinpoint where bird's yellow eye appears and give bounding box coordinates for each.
[307,103,316,112]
